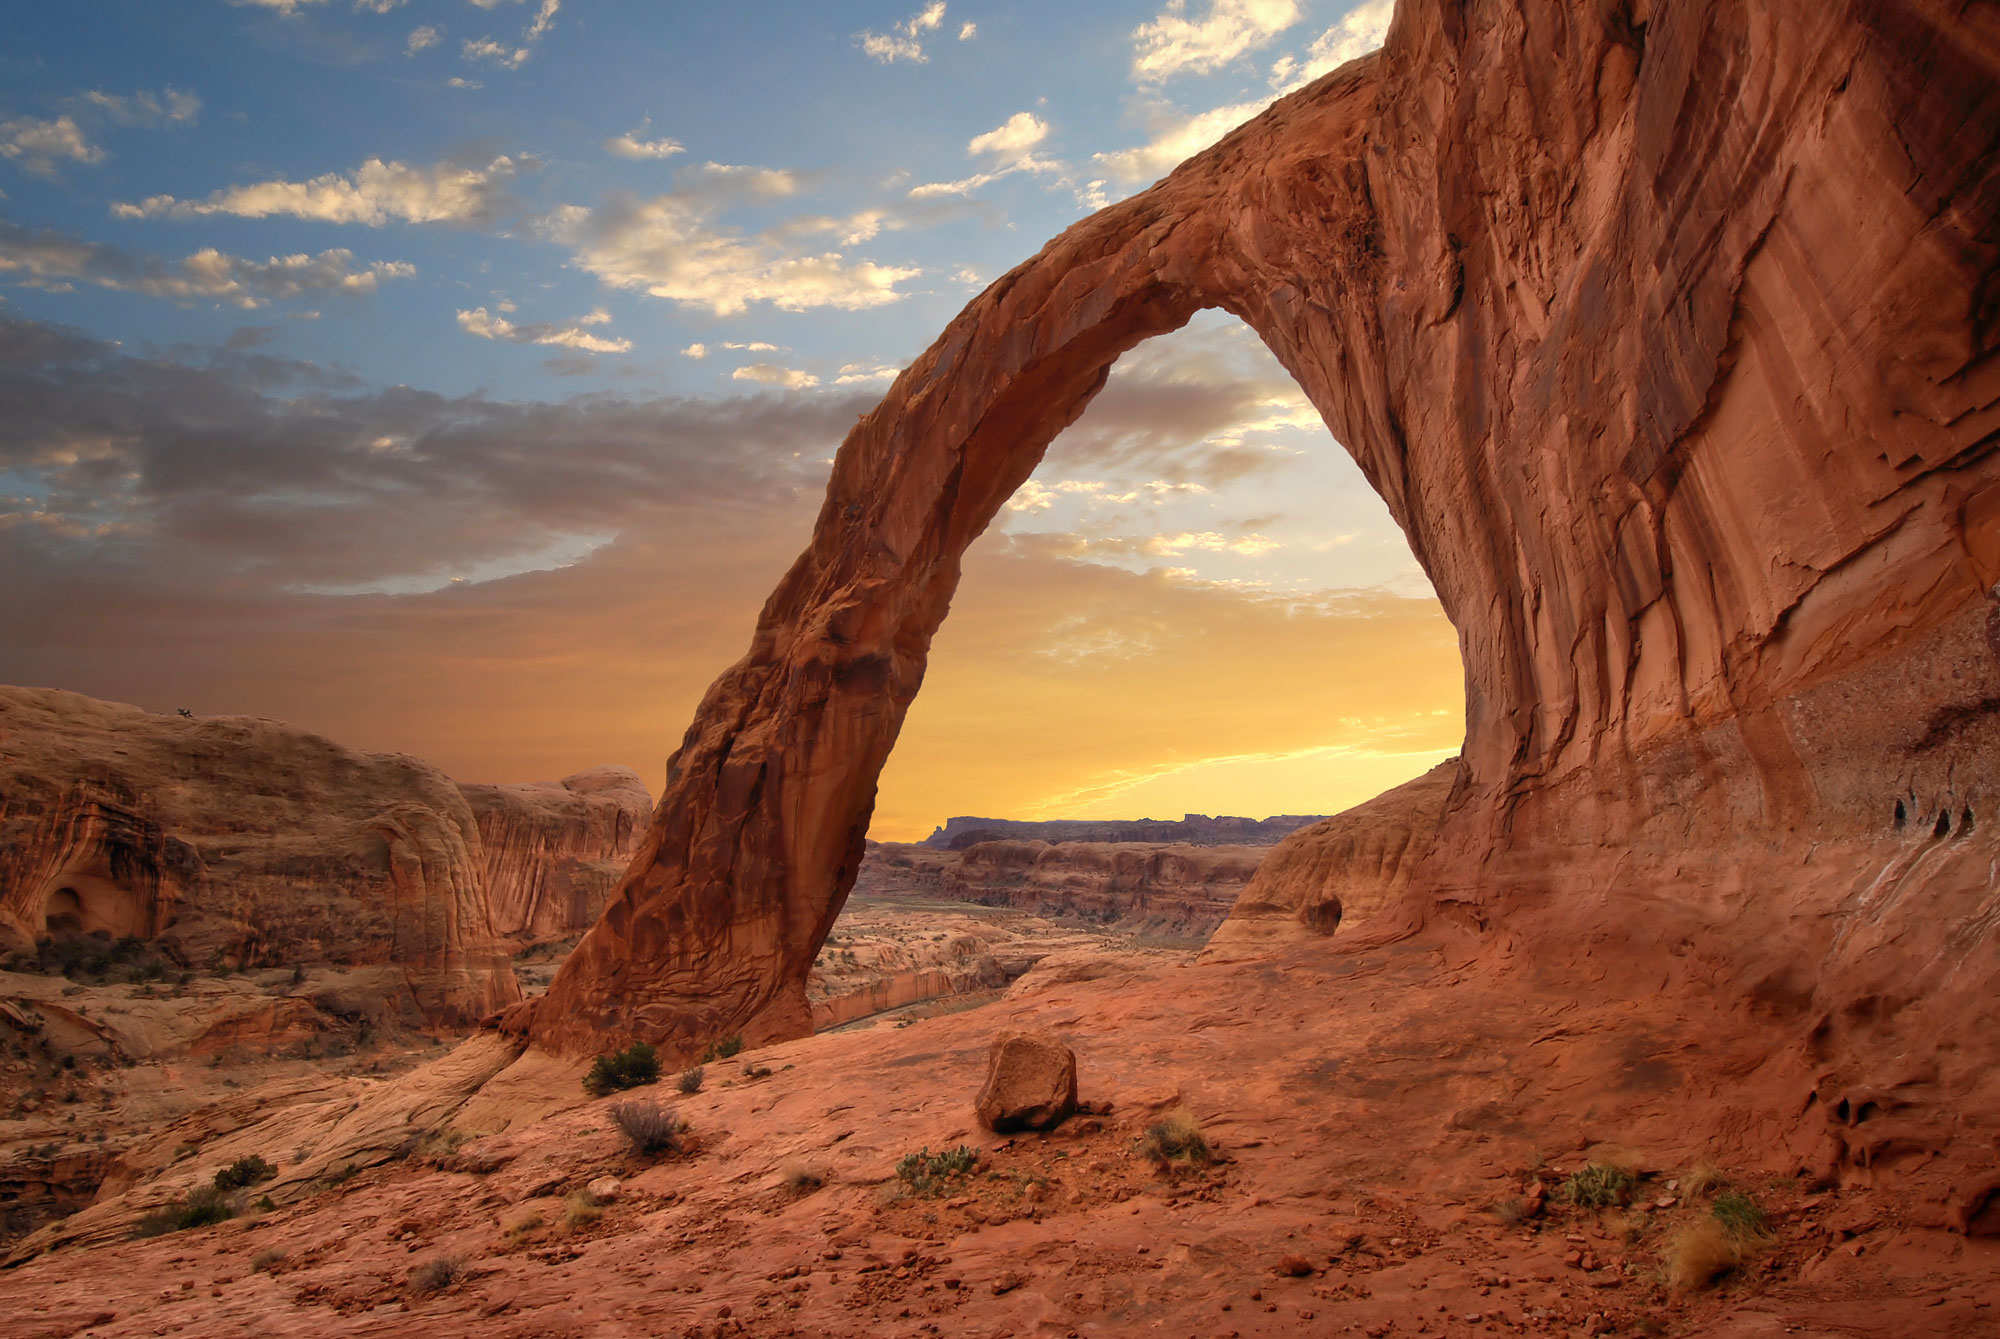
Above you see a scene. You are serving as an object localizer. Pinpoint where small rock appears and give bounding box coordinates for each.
[991,1271,1026,1296]
[587,1176,622,1201]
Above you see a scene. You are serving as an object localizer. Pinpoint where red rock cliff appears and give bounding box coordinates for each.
[459,768,652,944]
[523,0,2000,1213]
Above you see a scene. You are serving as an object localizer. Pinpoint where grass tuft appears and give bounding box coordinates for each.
[608,1098,686,1156]
[407,1253,465,1297]
[896,1145,977,1198]
[1137,1108,1212,1168]
[1561,1163,1635,1209]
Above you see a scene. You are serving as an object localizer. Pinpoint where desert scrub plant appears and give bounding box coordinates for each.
[132,1185,235,1237]
[677,1065,705,1095]
[1681,1160,1728,1200]
[1664,1217,1739,1293]
[211,1154,276,1190]
[1711,1189,1769,1241]
[249,1247,287,1273]
[406,1253,465,1297]
[563,1188,606,1230]
[896,1145,978,1198]
[1137,1108,1212,1169]
[698,1034,744,1063]
[783,1163,825,1195]
[1561,1163,1635,1209]
[608,1098,686,1156]
[583,1042,661,1096]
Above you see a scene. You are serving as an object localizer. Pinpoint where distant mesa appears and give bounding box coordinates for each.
[919,813,1325,850]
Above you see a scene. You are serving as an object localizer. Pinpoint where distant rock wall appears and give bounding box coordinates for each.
[934,841,1260,939]
[0,687,643,1026]
[460,768,652,944]
[921,814,1324,850]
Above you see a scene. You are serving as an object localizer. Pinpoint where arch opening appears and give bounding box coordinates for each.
[43,887,85,939]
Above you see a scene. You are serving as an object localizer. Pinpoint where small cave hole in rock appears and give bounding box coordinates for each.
[847,313,1463,970]
[1934,810,1952,839]
[1962,805,1975,834]
[43,887,85,938]
[1894,799,1907,829]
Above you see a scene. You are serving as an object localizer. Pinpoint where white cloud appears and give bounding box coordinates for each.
[354,0,406,12]
[463,0,557,69]
[732,363,820,390]
[1143,530,1281,557]
[577,306,611,325]
[228,0,328,13]
[910,110,1057,198]
[958,20,976,39]
[112,155,517,226]
[858,1,947,63]
[1131,0,1299,82]
[834,362,900,386]
[0,116,104,176]
[456,305,631,354]
[723,340,783,352]
[0,220,413,308]
[606,121,684,160]
[407,24,442,52]
[681,342,708,359]
[1267,0,1394,87]
[80,88,201,126]
[547,175,920,316]
[447,77,483,89]
[1102,3,1393,184]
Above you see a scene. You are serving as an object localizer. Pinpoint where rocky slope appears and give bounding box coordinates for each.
[0,688,649,1025]
[921,813,1323,850]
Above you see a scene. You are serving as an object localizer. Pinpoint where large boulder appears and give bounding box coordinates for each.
[974,1030,1078,1133]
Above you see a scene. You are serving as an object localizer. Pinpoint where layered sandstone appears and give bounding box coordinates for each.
[460,768,652,944]
[922,813,1323,850]
[0,687,523,1024]
[1204,760,1459,956]
[933,840,1259,939]
[522,0,2000,1212]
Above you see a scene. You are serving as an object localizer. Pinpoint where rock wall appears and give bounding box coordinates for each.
[460,768,652,944]
[929,840,1260,939]
[0,688,525,1024]
[1205,761,1459,956]
[521,0,2000,1219]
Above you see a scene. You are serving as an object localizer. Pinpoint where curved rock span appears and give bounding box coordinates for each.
[522,0,2000,1196]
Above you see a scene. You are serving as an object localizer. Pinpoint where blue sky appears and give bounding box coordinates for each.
[0,0,1464,836]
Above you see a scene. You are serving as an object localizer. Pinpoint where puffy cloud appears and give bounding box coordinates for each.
[576,307,612,326]
[1100,2,1393,184]
[0,219,413,308]
[1268,0,1394,86]
[681,342,708,359]
[858,1,947,63]
[731,363,820,390]
[0,116,104,176]
[111,155,518,226]
[354,0,407,12]
[833,362,900,386]
[463,0,557,69]
[456,306,632,354]
[546,167,921,315]
[227,0,328,13]
[605,121,684,160]
[79,88,201,127]
[722,340,782,353]
[407,24,442,52]
[958,20,976,39]
[1131,0,1299,82]
[910,110,1058,199]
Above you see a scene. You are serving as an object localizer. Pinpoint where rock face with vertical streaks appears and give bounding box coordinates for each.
[518,0,2000,1200]
[461,768,652,945]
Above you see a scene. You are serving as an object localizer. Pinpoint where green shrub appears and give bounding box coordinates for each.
[1561,1163,1635,1209]
[697,1034,745,1063]
[896,1145,978,1197]
[1712,1190,1768,1240]
[212,1154,276,1191]
[583,1042,661,1096]
[132,1185,235,1237]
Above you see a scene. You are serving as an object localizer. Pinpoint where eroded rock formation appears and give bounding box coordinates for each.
[936,841,1260,939]
[523,0,2000,1206]
[462,768,652,944]
[922,813,1324,849]
[0,689,506,1023]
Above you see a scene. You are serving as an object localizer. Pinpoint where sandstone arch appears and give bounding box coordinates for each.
[523,0,2000,1064]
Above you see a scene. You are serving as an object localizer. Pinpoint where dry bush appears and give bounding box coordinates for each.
[249,1247,286,1273]
[608,1099,686,1157]
[783,1163,825,1194]
[677,1065,705,1095]
[1562,1163,1635,1209]
[563,1189,604,1230]
[407,1253,465,1297]
[1664,1218,1738,1293]
[1681,1161,1728,1200]
[1138,1108,1212,1168]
